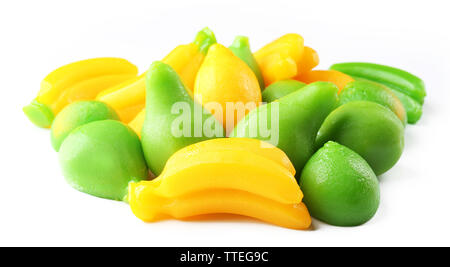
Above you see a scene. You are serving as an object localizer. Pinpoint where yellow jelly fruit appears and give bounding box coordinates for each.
[194,44,262,134]
[254,34,304,86]
[96,74,146,123]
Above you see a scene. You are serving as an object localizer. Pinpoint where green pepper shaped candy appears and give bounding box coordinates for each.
[300,141,380,226]
[229,36,265,90]
[51,101,119,151]
[141,61,225,176]
[59,120,148,201]
[339,80,407,126]
[316,101,404,175]
[330,62,426,104]
[231,81,339,175]
[262,80,306,103]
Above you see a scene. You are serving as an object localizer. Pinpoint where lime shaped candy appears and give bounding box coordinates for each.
[299,141,380,226]
[59,120,148,201]
[51,101,119,151]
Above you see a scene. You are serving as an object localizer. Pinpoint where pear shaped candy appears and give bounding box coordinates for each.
[194,43,262,134]
[231,81,339,175]
[141,62,224,176]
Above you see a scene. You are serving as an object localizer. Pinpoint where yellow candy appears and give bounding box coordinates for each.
[254,34,304,86]
[194,44,262,134]
[128,138,311,229]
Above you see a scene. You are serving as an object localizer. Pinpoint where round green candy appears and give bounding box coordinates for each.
[299,141,380,226]
[59,120,148,201]
[316,101,404,175]
[51,101,119,151]
[262,80,306,102]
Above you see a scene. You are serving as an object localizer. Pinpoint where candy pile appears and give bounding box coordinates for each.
[23,28,425,229]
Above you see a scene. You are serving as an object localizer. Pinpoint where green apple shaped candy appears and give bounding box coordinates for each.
[315,101,404,175]
[51,100,119,151]
[299,141,380,226]
[261,80,306,103]
[231,81,339,175]
[59,120,148,201]
[141,61,225,176]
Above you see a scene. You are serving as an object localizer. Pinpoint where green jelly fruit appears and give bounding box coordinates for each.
[262,80,306,103]
[229,36,265,90]
[231,81,339,175]
[141,61,224,176]
[51,100,119,151]
[316,101,404,175]
[299,141,380,226]
[339,80,407,126]
[59,120,148,201]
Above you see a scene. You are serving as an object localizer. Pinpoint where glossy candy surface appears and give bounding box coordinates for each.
[300,141,380,226]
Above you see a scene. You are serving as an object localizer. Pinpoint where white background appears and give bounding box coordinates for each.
[1,0,449,246]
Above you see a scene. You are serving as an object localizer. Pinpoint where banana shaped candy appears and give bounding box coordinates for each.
[128,138,312,229]
[98,27,217,123]
[23,58,138,128]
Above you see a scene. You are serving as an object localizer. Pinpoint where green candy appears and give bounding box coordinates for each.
[339,80,407,126]
[141,61,224,176]
[51,100,119,151]
[59,120,148,201]
[229,36,265,90]
[351,76,422,124]
[330,62,426,104]
[22,99,54,128]
[316,101,404,175]
[261,80,306,103]
[299,141,380,226]
[231,81,339,175]
[193,27,217,55]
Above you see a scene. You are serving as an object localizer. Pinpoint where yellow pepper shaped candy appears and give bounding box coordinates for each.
[296,46,320,76]
[194,44,262,134]
[96,28,216,123]
[23,57,138,128]
[129,184,311,230]
[254,34,304,86]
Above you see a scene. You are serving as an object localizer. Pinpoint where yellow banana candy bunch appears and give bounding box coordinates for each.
[129,138,311,230]
[23,58,138,128]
